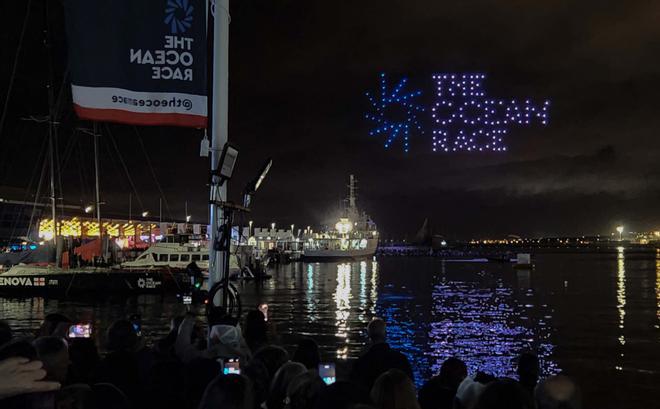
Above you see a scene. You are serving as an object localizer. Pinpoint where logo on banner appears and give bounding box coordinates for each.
[137,277,161,289]
[164,0,194,34]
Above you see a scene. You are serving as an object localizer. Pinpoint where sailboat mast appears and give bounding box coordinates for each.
[93,122,102,240]
[208,0,230,289]
[44,0,59,267]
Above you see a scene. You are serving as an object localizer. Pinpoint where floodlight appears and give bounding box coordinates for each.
[242,158,273,208]
[216,143,239,181]
[245,158,273,195]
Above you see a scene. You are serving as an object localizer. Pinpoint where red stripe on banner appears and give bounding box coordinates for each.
[73,105,207,128]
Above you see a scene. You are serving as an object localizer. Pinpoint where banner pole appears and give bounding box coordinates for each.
[208,0,230,300]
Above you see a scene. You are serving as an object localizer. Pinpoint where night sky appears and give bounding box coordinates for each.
[1,0,659,239]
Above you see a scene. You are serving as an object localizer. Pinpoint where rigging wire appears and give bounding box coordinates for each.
[75,129,91,207]
[133,127,175,221]
[0,0,33,142]
[25,149,49,240]
[8,131,49,241]
[104,123,145,212]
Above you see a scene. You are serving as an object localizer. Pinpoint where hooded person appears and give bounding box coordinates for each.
[175,315,250,363]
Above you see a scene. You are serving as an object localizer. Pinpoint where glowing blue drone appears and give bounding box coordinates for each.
[365,73,424,153]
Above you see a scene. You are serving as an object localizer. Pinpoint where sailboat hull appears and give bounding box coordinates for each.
[0,265,191,297]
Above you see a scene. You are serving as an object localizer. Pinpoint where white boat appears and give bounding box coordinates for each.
[303,175,379,260]
[121,240,240,273]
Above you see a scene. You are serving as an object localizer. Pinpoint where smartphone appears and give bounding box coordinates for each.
[68,323,92,338]
[258,303,268,321]
[223,358,240,375]
[129,314,142,336]
[318,363,336,385]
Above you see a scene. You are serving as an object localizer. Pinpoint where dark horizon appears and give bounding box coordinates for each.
[1,0,659,239]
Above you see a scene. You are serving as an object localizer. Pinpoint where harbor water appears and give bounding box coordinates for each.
[1,251,659,408]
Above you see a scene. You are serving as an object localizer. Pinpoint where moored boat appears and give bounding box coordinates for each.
[0,264,191,296]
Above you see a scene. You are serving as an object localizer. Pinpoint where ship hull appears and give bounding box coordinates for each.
[302,240,378,261]
[0,266,191,297]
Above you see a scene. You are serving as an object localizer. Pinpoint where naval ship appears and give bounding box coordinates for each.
[302,175,379,260]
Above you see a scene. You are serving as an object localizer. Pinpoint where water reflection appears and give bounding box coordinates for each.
[306,263,317,322]
[656,249,660,329]
[655,249,660,328]
[359,261,367,321]
[615,246,626,371]
[426,278,558,378]
[370,260,378,315]
[334,263,352,359]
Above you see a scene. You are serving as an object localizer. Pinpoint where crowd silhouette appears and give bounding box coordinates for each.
[0,312,581,409]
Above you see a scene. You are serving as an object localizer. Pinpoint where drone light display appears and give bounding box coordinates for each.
[365,73,550,152]
[365,73,425,153]
[432,74,549,152]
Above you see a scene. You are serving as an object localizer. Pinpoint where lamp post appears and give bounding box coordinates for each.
[249,220,253,238]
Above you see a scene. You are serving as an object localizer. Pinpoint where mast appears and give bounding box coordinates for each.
[208,0,230,290]
[44,0,59,267]
[93,122,102,253]
[348,174,357,210]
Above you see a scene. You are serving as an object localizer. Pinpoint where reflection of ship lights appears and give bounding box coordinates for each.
[334,263,352,359]
[615,246,626,371]
[656,249,660,327]
[370,261,378,315]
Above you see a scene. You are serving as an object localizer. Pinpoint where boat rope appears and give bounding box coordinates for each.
[0,0,33,143]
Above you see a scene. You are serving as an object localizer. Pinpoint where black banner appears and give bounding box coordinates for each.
[63,0,207,127]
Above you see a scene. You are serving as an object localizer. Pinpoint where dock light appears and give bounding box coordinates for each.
[271,222,276,231]
[616,225,624,241]
[84,205,94,214]
[186,215,191,222]
[291,224,294,233]
[141,211,149,217]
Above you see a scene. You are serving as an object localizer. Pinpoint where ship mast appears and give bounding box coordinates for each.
[348,174,357,211]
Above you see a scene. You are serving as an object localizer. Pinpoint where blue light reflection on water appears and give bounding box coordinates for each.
[374,260,559,385]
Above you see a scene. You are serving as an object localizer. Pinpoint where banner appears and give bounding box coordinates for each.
[63,0,207,128]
